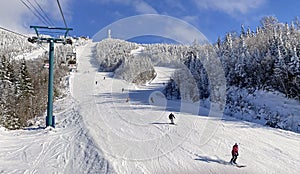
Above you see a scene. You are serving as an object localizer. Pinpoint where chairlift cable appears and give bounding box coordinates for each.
[0,26,28,38]
[0,26,47,51]
[25,0,52,26]
[20,0,48,26]
[33,0,55,26]
[56,0,68,28]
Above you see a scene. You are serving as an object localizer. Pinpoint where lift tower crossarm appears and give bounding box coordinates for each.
[30,25,73,38]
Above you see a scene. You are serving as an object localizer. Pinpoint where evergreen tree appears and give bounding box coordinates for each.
[15,58,35,124]
[1,56,21,129]
[0,56,7,126]
[261,16,279,32]
[19,58,34,98]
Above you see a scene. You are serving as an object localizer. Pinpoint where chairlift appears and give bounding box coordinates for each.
[43,63,49,69]
[64,38,73,45]
[42,60,49,69]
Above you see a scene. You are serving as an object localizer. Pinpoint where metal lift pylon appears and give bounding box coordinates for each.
[28,26,73,128]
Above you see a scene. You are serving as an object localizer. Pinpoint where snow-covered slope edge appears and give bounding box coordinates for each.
[0,94,115,173]
[0,40,115,173]
[94,38,156,85]
[225,87,300,132]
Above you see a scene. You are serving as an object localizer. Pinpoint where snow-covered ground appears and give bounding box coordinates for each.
[0,95,114,173]
[72,42,300,173]
[130,46,145,55]
[0,41,299,174]
[225,87,300,132]
[14,45,47,60]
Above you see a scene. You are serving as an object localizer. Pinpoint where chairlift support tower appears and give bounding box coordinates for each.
[29,26,73,128]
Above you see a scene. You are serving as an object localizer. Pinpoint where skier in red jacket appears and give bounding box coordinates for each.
[230,143,239,164]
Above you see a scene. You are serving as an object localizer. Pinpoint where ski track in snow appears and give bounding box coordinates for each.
[0,41,299,174]
[0,95,114,174]
[72,42,300,174]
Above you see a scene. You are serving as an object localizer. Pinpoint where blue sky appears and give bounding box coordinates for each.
[1,0,299,43]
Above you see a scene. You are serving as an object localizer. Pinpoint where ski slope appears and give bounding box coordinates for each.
[0,41,299,173]
[130,46,145,55]
[0,95,114,173]
[0,42,114,174]
[72,42,300,173]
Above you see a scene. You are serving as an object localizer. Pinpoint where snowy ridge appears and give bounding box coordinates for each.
[94,38,155,85]
[0,29,37,57]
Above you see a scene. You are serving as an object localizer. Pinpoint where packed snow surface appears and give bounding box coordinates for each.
[130,46,145,55]
[0,41,299,174]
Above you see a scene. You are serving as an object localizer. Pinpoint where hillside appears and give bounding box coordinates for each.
[0,29,37,57]
[0,29,79,130]
[1,41,299,173]
[92,37,300,133]
[73,41,300,173]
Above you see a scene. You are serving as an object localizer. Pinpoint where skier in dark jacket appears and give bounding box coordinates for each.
[230,143,239,164]
[169,113,175,124]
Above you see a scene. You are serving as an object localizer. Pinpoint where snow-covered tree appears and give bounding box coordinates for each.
[0,30,72,129]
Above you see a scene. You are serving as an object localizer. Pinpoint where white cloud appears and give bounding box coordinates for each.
[133,1,157,14]
[0,1,31,33]
[0,0,71,34]
[164,0,186,11]
[95,0,157,14]
[182,16,200,24]
[194,0,266,15]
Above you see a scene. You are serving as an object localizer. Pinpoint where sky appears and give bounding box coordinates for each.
[0,0,299,43]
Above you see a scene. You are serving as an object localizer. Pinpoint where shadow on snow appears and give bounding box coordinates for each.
[194,155,229,165]
[95,86,211,117]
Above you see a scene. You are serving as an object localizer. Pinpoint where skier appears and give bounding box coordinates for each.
[95,81,98,85]
[169,113,175,124]
[230,143,239,164]
[150,97,154,103]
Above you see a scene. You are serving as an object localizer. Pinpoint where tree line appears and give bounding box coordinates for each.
[217,16,299,99]
[0,31,71,129]
[163,16,299,132]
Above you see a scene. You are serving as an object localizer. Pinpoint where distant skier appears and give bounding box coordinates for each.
[150,97,154,103]
[103,76,106,80]
[95,81,98,85]
[169,113,175,124]
[122,88,124,92]
[230,143,239,164]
